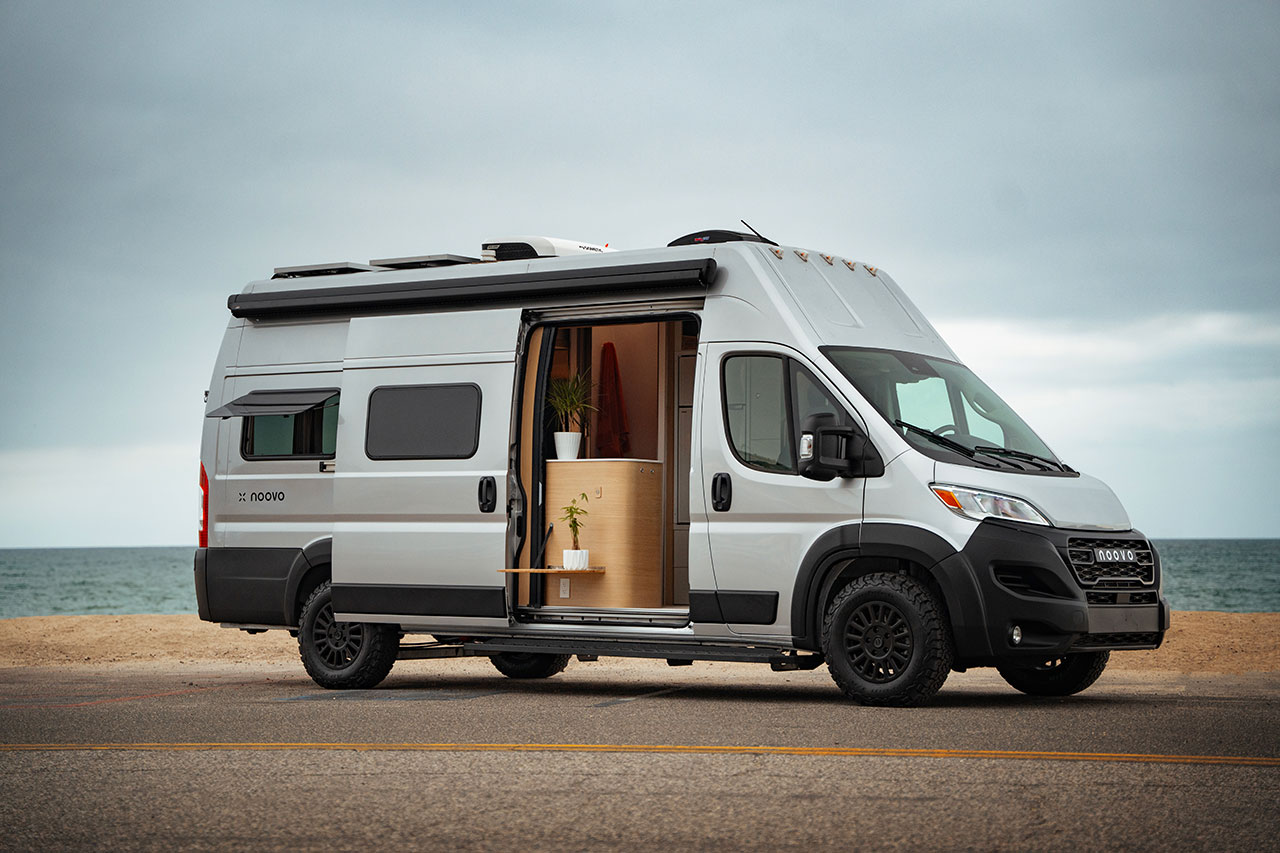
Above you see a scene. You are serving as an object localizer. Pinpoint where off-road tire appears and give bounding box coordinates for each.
[822,572,952,707]
[997,651,1109,697]
[298,581,399,689]
[489,651,572,679]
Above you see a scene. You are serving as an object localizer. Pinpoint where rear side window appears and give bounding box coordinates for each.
[365,384,481,460]
[241,393,339,459]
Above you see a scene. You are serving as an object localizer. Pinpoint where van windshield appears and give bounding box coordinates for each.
[821,347,1067,472]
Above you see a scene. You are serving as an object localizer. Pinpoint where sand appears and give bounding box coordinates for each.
[0,611,1275,673]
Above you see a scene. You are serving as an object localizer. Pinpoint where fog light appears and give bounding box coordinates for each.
[1010,625,1023,646]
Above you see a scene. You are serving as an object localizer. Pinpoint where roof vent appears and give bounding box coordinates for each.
[481,236,614,262]
[368,254,480,270]
[271,261,383,280]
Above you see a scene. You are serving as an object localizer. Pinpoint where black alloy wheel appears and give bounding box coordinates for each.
[822,572,952,707]
[298,581,399,689]
[844,600,914,683]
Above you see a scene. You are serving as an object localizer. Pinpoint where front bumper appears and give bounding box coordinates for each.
[939,519,1171,666]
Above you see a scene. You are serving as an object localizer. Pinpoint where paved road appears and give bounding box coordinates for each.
[1,656,1278,851]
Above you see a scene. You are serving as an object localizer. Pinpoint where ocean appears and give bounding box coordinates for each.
[0,540,1277,619]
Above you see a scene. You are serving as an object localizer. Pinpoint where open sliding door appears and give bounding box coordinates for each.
[331,308,523,630]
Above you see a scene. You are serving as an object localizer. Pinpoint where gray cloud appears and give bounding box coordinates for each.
[0,1,1277,541]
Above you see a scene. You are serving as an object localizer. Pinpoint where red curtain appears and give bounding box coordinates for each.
[595,342,631,458]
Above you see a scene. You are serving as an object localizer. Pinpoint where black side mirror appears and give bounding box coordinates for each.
[799,413,885,481]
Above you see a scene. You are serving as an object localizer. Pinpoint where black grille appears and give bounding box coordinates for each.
[1066,538,1156,588]
[1086,590,1159,605]
[1071,631,1161,649]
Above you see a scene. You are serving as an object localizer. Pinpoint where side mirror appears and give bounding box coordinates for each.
[799,413,885,481]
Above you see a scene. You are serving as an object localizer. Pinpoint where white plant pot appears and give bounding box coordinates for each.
[554,432,582,460]
[562,549,589,570]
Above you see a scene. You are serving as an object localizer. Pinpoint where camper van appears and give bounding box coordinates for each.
[195,229,1169,706]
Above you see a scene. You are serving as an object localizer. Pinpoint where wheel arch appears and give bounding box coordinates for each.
[283,538,333,627]
[791,522,982,653]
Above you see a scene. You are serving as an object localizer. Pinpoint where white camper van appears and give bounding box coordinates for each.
[196,229,1169,706]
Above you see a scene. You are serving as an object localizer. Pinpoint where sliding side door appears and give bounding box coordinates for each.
[331,308,522,630]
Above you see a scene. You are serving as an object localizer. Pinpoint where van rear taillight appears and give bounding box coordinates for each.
[198,463,209,548]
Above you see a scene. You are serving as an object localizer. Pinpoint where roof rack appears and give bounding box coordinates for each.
[271,261,383,280]
[368,254,480,270]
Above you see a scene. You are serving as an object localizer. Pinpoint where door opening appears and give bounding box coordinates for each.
[510,316,699,621]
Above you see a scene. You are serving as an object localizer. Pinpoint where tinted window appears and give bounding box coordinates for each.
[366,384,481,459]
[241,393,339,459]
[722,355,795,473]
[822,347,1058,465]
[792,364,848,426]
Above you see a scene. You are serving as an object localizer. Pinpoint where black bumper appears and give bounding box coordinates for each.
[941,520,1171,666]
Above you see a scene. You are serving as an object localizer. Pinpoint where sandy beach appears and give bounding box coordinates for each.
[0,611,1275,673]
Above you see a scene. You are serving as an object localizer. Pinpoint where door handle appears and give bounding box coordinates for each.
[711,472,732,512]
[478,476,497,513]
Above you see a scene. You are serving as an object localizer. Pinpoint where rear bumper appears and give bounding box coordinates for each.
[942,520,1170,666]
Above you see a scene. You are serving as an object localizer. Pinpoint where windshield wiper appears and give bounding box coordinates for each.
[972,445,1072,473]
[894,420,978,459]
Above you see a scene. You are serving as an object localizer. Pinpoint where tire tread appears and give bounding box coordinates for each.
[821,573,952,707]
[298,582,399,690]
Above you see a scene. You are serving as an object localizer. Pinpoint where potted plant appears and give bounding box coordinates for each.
[546,372,596,459]
[559,492,590,569]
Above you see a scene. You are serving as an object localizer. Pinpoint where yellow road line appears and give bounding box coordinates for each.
[0,742,1276,767]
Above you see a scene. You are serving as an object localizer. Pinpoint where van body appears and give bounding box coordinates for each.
[195,231,1170,706]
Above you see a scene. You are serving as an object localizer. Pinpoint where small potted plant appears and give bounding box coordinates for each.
[546,372,596,459]
[559,492,590,569]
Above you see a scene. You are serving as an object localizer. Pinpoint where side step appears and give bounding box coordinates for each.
[420,636,824,670]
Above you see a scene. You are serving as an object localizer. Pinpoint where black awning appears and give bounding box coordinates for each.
[228,257,718,320]
[207,388,337,418]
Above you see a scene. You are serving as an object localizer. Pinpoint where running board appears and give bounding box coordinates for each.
[457,636,825,670]
[516,605,691,629]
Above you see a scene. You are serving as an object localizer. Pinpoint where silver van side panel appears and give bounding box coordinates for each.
[331,309,522,630]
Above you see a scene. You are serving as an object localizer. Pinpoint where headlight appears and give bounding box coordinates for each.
[930,484,1050,526]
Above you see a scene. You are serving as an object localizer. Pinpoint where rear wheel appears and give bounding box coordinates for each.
[822,573,952,707]
[298,581,399,689]
[489,652,571,679]
[997,651,1109,696]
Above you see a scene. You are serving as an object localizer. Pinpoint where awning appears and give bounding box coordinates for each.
[207,388,337,418]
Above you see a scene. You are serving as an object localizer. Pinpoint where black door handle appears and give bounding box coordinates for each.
[478,476,497,513]
[711,472,732,512]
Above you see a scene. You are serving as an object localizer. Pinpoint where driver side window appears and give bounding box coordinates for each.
[722,355,858,476]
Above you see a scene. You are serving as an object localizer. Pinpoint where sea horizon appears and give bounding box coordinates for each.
[2,540,1277,618]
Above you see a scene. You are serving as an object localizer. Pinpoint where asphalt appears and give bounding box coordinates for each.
[1,656,1278,851]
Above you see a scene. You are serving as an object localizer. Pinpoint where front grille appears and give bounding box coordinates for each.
[1086,590,1159,605]
[1066,538,1156,588]
[1071,631,1161,649]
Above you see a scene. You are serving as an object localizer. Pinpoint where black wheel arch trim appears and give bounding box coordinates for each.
[283,538,332,627]
[790,522,987,656]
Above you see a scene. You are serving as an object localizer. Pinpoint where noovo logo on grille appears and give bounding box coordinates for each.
[1095,547,1137,563]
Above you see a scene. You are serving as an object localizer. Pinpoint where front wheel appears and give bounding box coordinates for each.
[997,651,1109,696]
[822,573,952,707]
[298,581,399,689]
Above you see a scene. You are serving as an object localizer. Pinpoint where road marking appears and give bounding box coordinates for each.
[592,687,687,708]
[0,742,1276,767]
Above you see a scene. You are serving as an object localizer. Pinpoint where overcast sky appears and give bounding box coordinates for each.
[1,1,1277,545]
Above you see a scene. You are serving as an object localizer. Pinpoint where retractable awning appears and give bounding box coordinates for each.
[207,388,337,418]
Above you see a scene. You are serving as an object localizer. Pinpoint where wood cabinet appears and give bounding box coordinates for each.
[543,459,663,608]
